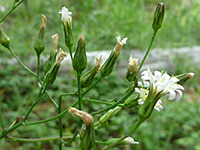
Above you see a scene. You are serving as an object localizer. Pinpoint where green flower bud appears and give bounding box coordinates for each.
[44,34,58,75]
[152,3,165,31]
[0,24,10,49]
[73,34,87,74]
[34,15,47,56]
[59,7,74,49]
[43,48,67,88]
[100,36,127,78]
[123,92,139,108]
[69,107,95,150]
[126,55,138,82]
[81,56,102,88]
[95,106,121,129]
[175,72,195,84]
[104,137,139,146]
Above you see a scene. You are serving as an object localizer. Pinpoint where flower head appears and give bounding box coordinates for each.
[58,7,72,22]
[141,69,184,101]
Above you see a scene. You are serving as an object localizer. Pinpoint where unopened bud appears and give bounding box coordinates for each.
[104,137,139,147]
[81,56,102,88]
[73,34,87,74]
[44,34,59,75]
[0,24,10,49]
[59,7,74,49]
[34,15,47,56]
[123,92,139,108]
[176,72,195,84]
[100,36,127,78]
[95,106,121,129]
[126,55,138,82]
[43,48,67,88]
[152,3,165,31]
[69,107,95,150]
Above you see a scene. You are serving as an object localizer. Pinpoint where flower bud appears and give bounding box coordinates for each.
[95,106,121,129]
[175,72,195,84]
[126,55,138,82]
[81,56,102,88]
[73,34,87,74]
[0,24,10,49]
[34,15,47,56]
[59,7,74,49]
[104,137,139,146]
[44,34,58,75]
[152,3,165,31]
[100,36,127,78]
[69,107,95,150]
[43,48,67,88]
[123,92,139,108]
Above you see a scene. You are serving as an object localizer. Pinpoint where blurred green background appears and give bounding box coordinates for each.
[0,0,200,150]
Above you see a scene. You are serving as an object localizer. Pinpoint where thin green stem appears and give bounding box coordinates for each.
[138,30,158,72]
[82,76,102,96]
[46,92,58,108]
[103,118,144,150]
[37,55,40,78]
[77,73,82,110]
[92,89,134,116]
[25,101,78,126]
[83,98,124,107]
[62,129,79,146]
[8,47,37,77]
[58,95,63,150]
[0,98,4,131]
[7,136,73,142]
[0,0,25,23]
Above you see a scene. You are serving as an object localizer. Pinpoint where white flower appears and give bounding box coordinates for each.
[56,48,67,64]
[58,7,72,22]
[116,36,128,46]
[124,137,139,144]
[136,88,163,111]
[141,69,184,101]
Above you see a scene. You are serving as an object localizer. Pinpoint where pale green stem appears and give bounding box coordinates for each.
[37,55,40,78]
[82,76,102,96]
[58,94,63,150]
[0,0,25,23]
[7,136,73,142]
[103,118,144,150]
[77,73,82,110]
[25,101,78,126]
[0,98,4,131]
[138,30,158,72]
[92,89,134,116]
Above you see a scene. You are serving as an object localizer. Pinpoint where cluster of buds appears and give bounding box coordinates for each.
[43,48,67,88]
[81,56,102,88]
[100,36,128,78]
[34,15,47,56]
[0,24,10,49]
[69,107,95,150]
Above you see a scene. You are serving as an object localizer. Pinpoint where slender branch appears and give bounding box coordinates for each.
[103,118,143,150]
[82,76,102,96]
[58,95,63,150]
[0,98,4,131]
[83,98,124,107]
[8,47,37,77]
[6,136,73,142]
[37,55,40,78]
[138,30,158,72]
[92,89,134,116]
[25,101,78,126]
[0,0,25,23]
[46,92,58,108]
[77,73,82,110]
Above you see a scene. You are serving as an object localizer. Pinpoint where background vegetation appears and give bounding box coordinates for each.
[0,0,200,150]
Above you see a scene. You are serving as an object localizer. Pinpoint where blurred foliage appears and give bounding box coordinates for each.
[0,0,200,56]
